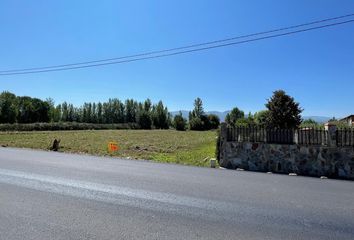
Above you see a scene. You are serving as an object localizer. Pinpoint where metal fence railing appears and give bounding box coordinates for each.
[336,128,354,147]
[297,128,328,145]
[226,127,330,146]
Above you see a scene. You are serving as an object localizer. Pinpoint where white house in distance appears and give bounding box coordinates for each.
[340,115,354,126]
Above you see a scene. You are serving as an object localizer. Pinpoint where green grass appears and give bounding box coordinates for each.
[0,130,217,167]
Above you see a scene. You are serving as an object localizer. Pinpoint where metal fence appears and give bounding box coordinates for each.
[336,128,354,147]
[227,127,329,145]
[298,128,328,145]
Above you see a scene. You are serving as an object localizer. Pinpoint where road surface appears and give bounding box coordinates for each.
[0,147,353,240]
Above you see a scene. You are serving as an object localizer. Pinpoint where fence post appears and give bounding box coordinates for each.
[221,123,228,142]
[324,123,337,147]
[293,129,298,144]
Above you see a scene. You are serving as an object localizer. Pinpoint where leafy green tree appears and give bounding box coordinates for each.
[189,97,204,120]
[91,103,97,123]
[82,103,88,123]
[207,114,220,129]
[235,117,256,127]
[152,101,169,129]
[16,96,49,123]
[135,99,153,129]
[111,99,125,123]
[225,107,244,127]
[33,98,50,122]
[265,90,303,129]
[17,96,34,123]
[125,99,137,123]
[143,99,152,112]
[67,104,74,122]
[0,91,17,123]
[73,107,81,122]
[97,102,103,123]
[254,110,270,127]
[46,98,56,122]
[54,104,62,122]
[300,118,320,128]
[189,97,210,130]
[102,102,110,123]
[61,102,69,122]
[173,111,187,131]
[87,103,92,122]
[189,117,204,131]
[167,112,173,128]
[235,112,256,127]
[200,114,211,130]
[137,111,152,129]
[302,119,317,125]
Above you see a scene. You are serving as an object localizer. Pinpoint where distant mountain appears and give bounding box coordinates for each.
[170,110,191,120]
[170,110,331,123]
[170,110,230,122]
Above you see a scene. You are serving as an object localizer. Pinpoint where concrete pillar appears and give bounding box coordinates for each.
[218,123,228,167]
[293,130,299,144]
[324,123,337,147]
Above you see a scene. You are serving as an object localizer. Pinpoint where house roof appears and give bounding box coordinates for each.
[340,115,354,121]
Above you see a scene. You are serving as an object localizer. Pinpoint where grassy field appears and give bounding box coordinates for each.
[0,130,217,167]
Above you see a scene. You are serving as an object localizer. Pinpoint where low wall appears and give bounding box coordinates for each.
[218,124,354,180]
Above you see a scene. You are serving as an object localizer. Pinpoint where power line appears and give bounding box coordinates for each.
[1,13,354,74]
[1,18,354,76]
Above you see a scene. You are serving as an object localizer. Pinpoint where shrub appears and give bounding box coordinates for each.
[235,117,256,127]
[189,117,204,130]
[225,107,244,127]
[208,114,220,129]
[173,113,187,131]
[200,115,211,130]
[189,115,216,131]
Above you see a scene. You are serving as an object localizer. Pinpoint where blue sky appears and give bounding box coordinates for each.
[0,0,353,118]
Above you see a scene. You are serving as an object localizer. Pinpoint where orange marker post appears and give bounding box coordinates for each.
[108,141,119,152]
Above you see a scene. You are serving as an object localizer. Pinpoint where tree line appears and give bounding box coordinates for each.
[2,89,336,131]
[225,90,303,129]
[0,91,170,129]
[0,91,221,131]
[172,97,221,131]
[223,90,350,129]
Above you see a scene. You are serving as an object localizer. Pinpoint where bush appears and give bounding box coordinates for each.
[189,117,204,130]
[208,114,220,129]
[189,115,217,131]
[200,115,211,130]
[225,107,244,127]
[0,122,140,131]
[235,118,256,127]
[173,113,187,131]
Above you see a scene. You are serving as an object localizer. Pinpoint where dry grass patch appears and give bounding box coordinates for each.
[0,130,217,167]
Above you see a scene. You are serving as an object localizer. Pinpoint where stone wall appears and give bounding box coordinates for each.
[218,124,354,180]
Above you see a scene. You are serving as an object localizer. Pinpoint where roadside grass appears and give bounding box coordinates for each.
[0,130,217,167]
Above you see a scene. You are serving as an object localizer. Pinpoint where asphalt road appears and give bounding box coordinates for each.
[0,147,353,240]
